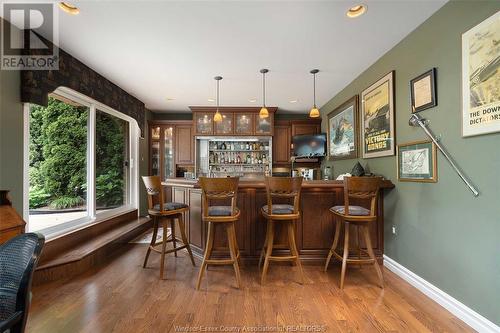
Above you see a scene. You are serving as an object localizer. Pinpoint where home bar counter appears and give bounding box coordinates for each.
[163,178,394,264]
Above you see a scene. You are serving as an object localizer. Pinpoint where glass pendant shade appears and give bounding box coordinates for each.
[259,107,269,119]
[309,107,320,118]
[214,110,222,122]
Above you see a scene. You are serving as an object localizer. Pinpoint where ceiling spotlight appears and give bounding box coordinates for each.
[166,97,175,101]
[346,4,367,18]
[289,99,298,104]
[248,99,257,103]
[207,98,215,102]
[59,2,80,15]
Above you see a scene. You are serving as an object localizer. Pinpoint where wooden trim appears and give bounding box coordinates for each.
[148,120,193,126]
[189,106,278,114]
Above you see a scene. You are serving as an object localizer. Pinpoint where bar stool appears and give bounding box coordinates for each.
[142,176,195,279]
[196,177,241,290]
[259,176,305,284]
[324,176,384,289]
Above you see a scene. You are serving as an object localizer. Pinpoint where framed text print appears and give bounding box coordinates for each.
[462,11,500,137]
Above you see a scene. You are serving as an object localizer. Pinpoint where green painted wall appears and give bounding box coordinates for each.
[320,0,500,325]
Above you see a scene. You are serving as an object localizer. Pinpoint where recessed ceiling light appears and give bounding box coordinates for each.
[248,98,257,103]
[289,99,298,103]
[59,2,80,15]
[166,97,175,101]
[346,4,367,18]
[207,98,215,102]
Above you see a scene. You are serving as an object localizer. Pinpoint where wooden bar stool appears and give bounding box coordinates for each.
[324,176,384,289]
[142,176,195,279]
[259,176,305,284]
[196,177,241,290]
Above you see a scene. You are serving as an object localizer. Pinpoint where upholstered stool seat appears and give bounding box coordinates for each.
[152,202,188,212]
[330,205,370,216]
[142,176,195,280]
[262,204,294,215]
[208,206,240,217]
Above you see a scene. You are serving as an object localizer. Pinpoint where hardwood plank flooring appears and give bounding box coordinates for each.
[27,244,474,333]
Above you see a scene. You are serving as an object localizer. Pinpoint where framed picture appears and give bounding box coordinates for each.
[327,95,359,160]
[361,71,395,158]
[410,68,437,113]
[397,140,437,183]
[462,11,500,137]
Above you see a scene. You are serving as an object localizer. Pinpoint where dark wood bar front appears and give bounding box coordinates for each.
[164,178,394,264]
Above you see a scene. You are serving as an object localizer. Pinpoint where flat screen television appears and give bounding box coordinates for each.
[292,134,327,158]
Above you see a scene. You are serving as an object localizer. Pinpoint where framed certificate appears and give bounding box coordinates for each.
[410,68,437,113]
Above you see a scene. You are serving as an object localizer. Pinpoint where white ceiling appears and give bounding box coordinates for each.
[50,0,446,113]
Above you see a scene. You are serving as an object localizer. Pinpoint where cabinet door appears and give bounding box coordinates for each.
[291,122,321,136]
[254,114,274,135]
[273,125,291,164]
[163,126,175,179]
[214,112,234,135]
[150,126,161,176]
[194,112,214,135]
[234,113,254,135]
[175,125,194,164]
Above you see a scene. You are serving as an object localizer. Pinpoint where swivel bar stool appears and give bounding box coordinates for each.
[259,176,305,284]
[142,176,195,279]
[196,177,241,290]
[324,176,384,289]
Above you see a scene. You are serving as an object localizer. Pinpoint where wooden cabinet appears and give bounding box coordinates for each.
[175,125,194,165]
[0,191,25,245]
[148,121,194,180]
[273,125,291,164]
[190,107,276,136]
[291,120,321,137]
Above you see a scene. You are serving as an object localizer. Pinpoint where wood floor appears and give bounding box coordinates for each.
[28,244,473,333]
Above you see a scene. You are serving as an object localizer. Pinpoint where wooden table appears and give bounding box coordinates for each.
[163,178,394,264]
[0,190,26,244]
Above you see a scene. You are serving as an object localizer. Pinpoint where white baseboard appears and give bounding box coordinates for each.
[383,255,500,333]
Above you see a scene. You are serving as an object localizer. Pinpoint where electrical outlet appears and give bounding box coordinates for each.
[392,225,397,235]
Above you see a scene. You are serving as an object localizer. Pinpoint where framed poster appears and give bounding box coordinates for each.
[410,68,437,113]
[361,71,395,158]
[462,11,500,137]
[397,140,437,182]
[327,95,358,160]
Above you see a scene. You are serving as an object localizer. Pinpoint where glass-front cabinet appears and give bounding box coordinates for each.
[255,115,273,135]
[214,112,233,135]
[163,127,174,179]
[150,126,161,176]
[194,112,214,135]
[235,113,254,135]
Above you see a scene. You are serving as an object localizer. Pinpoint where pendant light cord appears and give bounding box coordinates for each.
[216,79,220,110]
[262,71,266,107]
[313,72,316,108]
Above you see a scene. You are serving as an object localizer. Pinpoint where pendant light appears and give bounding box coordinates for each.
[309,69,320,118]
[213,76,223,122]
[259,69,269,119]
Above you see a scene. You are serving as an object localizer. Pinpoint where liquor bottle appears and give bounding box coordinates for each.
[246,154,250,164]
[262,153,267,164]
[209,153,214,164]
[236,153,241,164]
[245,142,250,150]
[230,142,234,150]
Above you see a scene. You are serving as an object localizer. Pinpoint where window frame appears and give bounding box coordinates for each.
[23,87,140,240]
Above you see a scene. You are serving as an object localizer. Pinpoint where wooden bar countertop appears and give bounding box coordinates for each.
[163,177,395,189]
[163,177,394,264]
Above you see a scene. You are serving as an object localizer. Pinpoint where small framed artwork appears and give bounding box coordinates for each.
[361,71,395,159]
[462,11,500,137]
[397,140,437,183]
[410,68,437,113]
[327,95,359,160]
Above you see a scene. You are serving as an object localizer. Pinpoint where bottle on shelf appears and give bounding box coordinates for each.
[246,142,250,150]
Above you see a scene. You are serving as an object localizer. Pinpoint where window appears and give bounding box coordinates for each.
[25,88,139,237]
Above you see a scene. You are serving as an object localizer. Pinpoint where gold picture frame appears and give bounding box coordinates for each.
[397,140,437,183]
